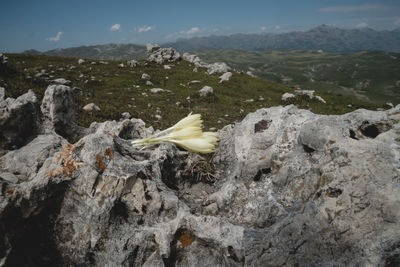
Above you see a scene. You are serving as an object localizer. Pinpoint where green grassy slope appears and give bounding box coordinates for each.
[0,54,385,130]
[195,49,400,105]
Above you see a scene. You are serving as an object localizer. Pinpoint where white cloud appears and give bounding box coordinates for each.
[356,22,368,28]
[110,24,121,32]
[260,26,269,32]
[137,25,155,33]
[166,27,202,39]
[395,18,400,26]
[47,32,63,42]
[186,27,200,34]
[318,4,390,13]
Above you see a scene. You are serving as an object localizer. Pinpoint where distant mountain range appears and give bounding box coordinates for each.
[22,25,400,59]
[163,25,400,53]
[23,43,147,60]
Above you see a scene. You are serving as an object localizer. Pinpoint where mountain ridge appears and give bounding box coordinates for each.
[163,25,400,53]
[23,43,147,60]
[21,25,400,59]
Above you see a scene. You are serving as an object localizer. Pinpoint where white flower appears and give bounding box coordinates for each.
[131,113,218,154]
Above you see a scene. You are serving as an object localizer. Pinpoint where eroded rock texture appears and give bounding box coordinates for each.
[0,85,399,266]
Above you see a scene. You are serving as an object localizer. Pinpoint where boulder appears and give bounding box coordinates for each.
[207,62,230,75]
[121,112,131,120]
[198,86,214,96]
[127,59,139,67]
[281,92,295,101]
[83,103,101,112]
[41,85,81,139]
[141,73,151,80]
[78,59,85,64]
[0,90,41,149]
[219,72,232,83]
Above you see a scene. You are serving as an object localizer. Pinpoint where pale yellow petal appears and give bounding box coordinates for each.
[172,113,202,130]
[170,138,215,154]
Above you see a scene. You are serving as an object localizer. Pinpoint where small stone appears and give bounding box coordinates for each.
[83,103,100,111]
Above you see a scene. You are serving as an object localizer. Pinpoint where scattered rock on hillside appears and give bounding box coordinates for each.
[207,62,230,75]
[282,89,327,104]
[141,73,151,80]
[121,112,131,120]
[281,92,295,101]
[188,80,201,85]
[315,95,327,104]
[150,88,171,94]
[246,70,256,77]
[219,72,232,83]
[52,78,71,86]
[146,80,154,86]
[0,53,7,64]
[78,59,85,64]
[182,52,231,75]
[198,86,214,96]
[83,102,100,112]
[127,59,139,67]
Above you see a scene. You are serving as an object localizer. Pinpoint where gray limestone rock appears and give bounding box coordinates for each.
[0,90,41,149]
[147,44,181,64]
[0,89,399,266]
[182,52,231,75]
[0,87,6,101]
[41,84,85,141]
[198,86,214,97]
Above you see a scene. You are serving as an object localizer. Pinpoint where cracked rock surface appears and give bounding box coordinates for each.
[0,85,399,266]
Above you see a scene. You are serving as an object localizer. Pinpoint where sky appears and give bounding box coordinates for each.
[1,0,400,52]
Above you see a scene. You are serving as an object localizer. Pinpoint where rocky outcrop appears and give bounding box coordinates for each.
[146,44,181,64]
[182,52,231,75]
[0,85,399,266]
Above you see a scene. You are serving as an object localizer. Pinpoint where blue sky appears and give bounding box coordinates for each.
[1,0,400,52]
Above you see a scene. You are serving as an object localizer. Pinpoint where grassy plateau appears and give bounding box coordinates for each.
[196,49,400,105]
[0,53,387,131]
